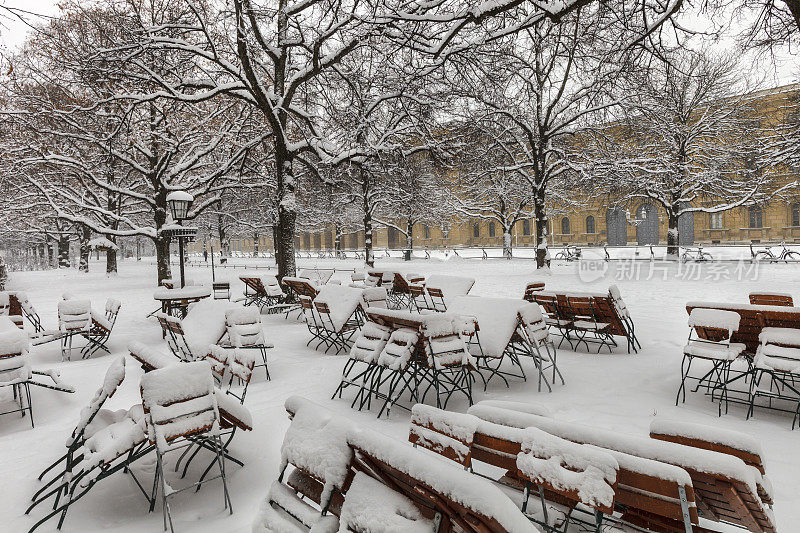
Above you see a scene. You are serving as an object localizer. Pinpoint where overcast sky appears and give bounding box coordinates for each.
[1,0,796,87]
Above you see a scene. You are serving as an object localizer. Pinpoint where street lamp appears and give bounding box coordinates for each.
[163,190,197,288]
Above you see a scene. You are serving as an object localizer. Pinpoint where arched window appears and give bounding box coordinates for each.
[561,217,570,235]
[586,215,595,234]
[473,223,480,238]
[422,225,431,239]
[748,206,763,229]
[523,219,531,236]
[488,222,496,237]
[792,204,800,227]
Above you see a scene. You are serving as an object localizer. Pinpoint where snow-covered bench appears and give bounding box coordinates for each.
[749,292,793,307]
[467,402,775,533]
[749,326,800,429]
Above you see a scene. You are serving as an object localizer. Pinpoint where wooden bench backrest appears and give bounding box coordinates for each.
[523,282,546,302]
[686,302,800,354]
[531,293,559,316]
[284,279,319,299]
[408,406,474,468]
[650,431,766,476]
[749,293,793,307]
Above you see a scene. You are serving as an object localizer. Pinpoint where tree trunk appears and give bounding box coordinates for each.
[106,235,118,274]
[334,224,342,258]
[154,199,172,284]
[362,170,374,268]
[253,232,259,258]
[666,209,680,258]
[275,155,297,280]
[218,216,229,257]
[534,191,550,269]
[57,234,70,269]
[79,226,91,272]
[503,228,513,259]
[272,225,281,264]
[406,219,414,250]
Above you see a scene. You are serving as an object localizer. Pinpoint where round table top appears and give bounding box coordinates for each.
[152,286,212,301]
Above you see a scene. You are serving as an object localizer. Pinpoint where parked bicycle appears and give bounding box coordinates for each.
[750,242,800,263]
[554,245,582,261]
[680,245,713,262]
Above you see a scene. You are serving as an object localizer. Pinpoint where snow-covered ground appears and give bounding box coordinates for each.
[2,256,799,532]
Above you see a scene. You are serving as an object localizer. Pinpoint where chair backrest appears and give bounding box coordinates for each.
[518,303,549,345]
[420,315,471,369]
[361,287,388,309]
[523,281,546,301]
[71,356,126,443]
[58,299,92,331]
[105,298,122,323]
[241,276,266,295]
[516,427,619,515]
[351,271,365,282]
[377,328,420,370]
[687,308,740,343]
[206,345,255,404]
[531,293,559,317]
[749,292,793,307]
[350,321,392,363]
[409,404,477,468]
[283,277,320,299]
[140,361,218,449]
[225,307,265,347]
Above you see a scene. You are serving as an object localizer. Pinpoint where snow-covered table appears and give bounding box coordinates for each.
[153,286,212,319]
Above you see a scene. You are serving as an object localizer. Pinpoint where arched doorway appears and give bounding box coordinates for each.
[636,204,659,245]
[605,208,627,246]
[678,203,694,245]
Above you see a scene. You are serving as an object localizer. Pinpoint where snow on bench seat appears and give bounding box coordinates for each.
[517,427,618,514]
[409,404,478,467]
[338,472,435,533]
[687,308,741,332]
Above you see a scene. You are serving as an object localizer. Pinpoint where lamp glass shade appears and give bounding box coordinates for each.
[166,191,193,220]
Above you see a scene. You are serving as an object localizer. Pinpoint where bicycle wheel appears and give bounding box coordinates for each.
[699,252,713,262]
[554,252,567,260]
[783,251,800,262]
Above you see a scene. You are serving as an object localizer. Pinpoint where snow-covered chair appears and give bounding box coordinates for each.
[176,346,255,482]
[156,299,230,361]
[310,285,364,354]
[373,327,421,417]
[239,274,285,312]
[141,361,232,532]
[331,321,391,410]
[360,286,388,310]
[677,308,746,416]
[299,295,329,351]
[561,294,615,353]
[80,298,121,359]
[418,314,476,409]
[0,315,33,425]
[29,357,127,513]
[523,281,546,301]
[749,327,800,429]
[412,274,475,312]
[298,268,334,285]
[222,307,272,380]
[388,272,424,309]
[518,302,564,390]
[57,299,93,361]
[1,291,42,331]
[128,341,179,371]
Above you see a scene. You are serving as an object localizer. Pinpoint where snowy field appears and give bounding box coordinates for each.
[2,256,799,532]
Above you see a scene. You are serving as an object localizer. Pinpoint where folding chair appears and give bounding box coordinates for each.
[418,315,476,409]
[175,346,254,481]
[156,300,229,362]
[0,316,33,426]
[224,307,272,380]
[299,295,330,351]
[608,285,641,353]
[27,401,152,532]
[563,295,616,353]
[531,293,574,349]
[517,303,564,391]
[748,327,800,429]
[240,275,284,312]
[29,357,126,513]
[7,292,43,331]
[80,298,121,359]
[676,308,746,416]
[141,361,232,532]
[388,272,423,309]
[57,299,93,361]
[331,321,391,409]
[374,327,422,418]
[313,300,362,354]
[523,281,546,301]
[360,287,388,312]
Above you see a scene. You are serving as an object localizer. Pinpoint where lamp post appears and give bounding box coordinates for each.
[165,190,197,288]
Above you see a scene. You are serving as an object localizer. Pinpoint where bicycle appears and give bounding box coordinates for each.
[750,242,800,263]
[554,245,582,261]
[680,245,713,262]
